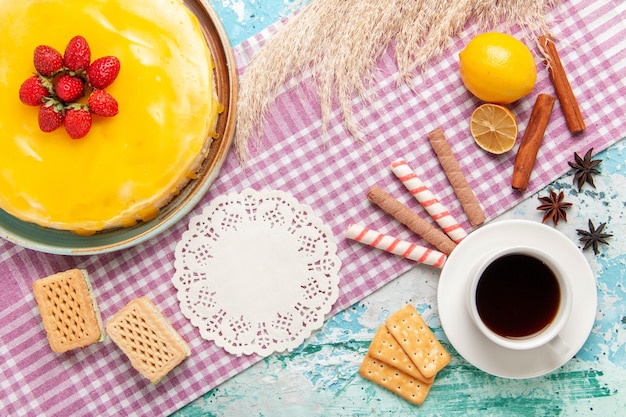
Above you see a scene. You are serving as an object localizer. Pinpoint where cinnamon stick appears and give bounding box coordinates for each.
[512,93,556,191]
[538,35,586,134]
[367,185,457,255]
[427,128,485,227]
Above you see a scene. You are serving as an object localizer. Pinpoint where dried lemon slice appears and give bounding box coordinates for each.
[470,104,518,154]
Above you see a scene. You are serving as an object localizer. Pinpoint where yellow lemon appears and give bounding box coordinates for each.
[459,32,537,104]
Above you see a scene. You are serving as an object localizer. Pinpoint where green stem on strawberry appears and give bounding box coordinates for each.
[20,35,120,138]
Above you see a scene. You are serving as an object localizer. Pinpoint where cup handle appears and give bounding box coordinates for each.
[547,334,569,355]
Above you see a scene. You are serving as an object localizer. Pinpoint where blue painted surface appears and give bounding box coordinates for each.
[172,2,626,415]
[209,0,307,46]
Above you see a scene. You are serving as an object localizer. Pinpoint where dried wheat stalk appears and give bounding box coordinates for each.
[235,0,560,163]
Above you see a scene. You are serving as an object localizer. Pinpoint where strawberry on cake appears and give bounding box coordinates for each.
[0,0,221,235]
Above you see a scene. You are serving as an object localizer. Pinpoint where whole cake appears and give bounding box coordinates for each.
[0,0,221,235]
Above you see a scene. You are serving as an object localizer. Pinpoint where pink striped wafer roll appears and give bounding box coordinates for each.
[345,223,447,268]
[391,158,468,243]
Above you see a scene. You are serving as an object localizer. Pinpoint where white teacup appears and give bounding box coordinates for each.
[467,246,572,351]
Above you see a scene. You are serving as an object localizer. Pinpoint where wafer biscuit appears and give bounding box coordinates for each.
[390,158,468,243]
[367,325,435,384]
[367,185,457,255]
[385,304,450,379]
[345,223,447,268]
[359,354,433,405]
[427,128,486,227]
[106,297,190,384]
[33,269,104,353]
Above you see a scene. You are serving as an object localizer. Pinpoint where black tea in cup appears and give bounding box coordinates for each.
[475,253,561,339]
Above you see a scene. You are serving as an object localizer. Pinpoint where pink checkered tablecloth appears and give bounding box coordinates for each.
[1,0,625,415]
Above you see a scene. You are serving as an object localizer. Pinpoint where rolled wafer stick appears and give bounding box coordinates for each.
[366,185,456,255]
[345,223,447,268]
[427,128,486,227]
[391,158,468,243]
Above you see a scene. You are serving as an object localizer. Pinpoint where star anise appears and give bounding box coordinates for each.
[576,219,613,255]
[568,148,601,191]
[537,189,573,226]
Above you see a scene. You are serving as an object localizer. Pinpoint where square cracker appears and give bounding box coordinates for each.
[368,325,435,384]
[385,304,450,379]
[359,354,433,405]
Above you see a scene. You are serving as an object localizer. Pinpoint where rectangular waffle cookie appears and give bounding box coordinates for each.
[32,269,104,353]
[106,297,190,384]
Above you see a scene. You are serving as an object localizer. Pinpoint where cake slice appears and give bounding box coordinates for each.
[32,269,105,353]
[106,297,190,384]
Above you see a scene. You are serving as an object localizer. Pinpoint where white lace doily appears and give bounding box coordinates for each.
[172,189,341,357]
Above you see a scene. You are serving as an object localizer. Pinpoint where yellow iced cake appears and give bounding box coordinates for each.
[0,0,221,235]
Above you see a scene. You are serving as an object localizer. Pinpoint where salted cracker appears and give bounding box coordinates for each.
[385,304,450,379]
[367,325,435,384]
[359,354,433,405]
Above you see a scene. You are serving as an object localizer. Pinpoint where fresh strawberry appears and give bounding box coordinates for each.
[19,75,50,106]
[33,45,63,76]
[38,101,64,132]
[63,35,91,72]
[88,90,119,117]
[64,104,92,139]
[86,56,120,89]
[55,75,85,102]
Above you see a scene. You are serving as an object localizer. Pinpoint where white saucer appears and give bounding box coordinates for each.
[437,219,597,379]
